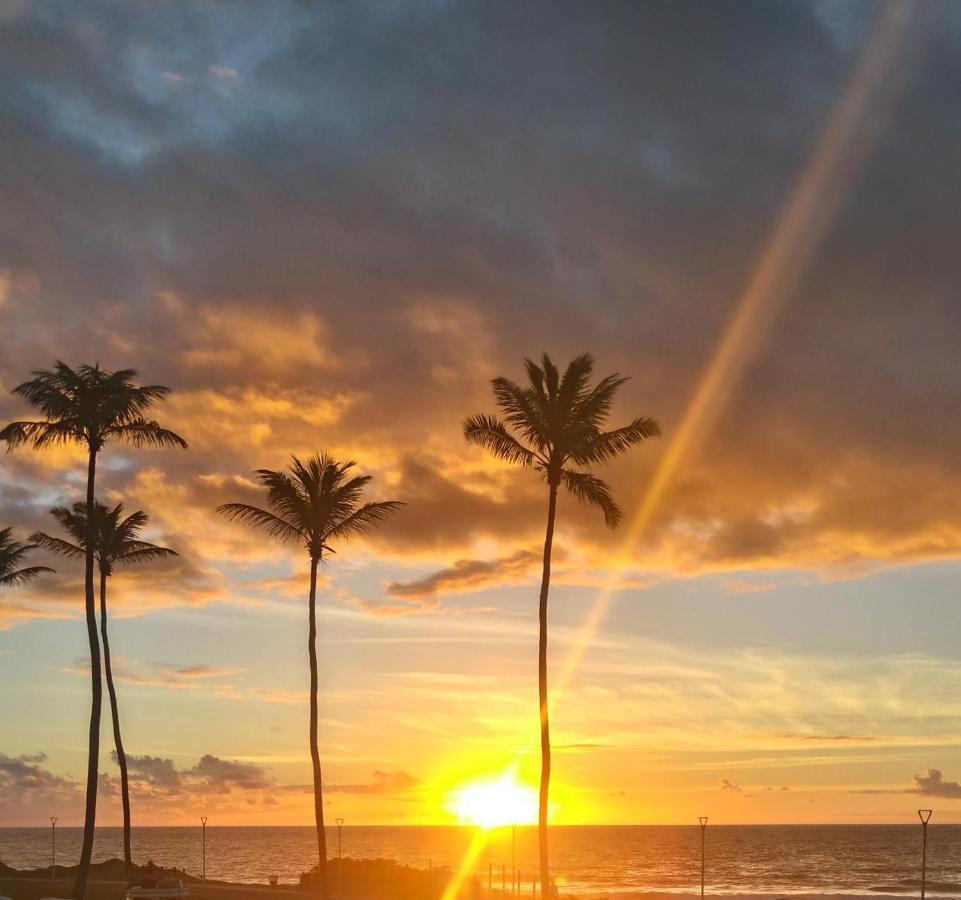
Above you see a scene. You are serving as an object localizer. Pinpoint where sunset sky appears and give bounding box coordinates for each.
[2,0,961,828]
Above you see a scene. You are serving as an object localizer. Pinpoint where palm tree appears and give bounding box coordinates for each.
[0,362,187,900]
[218,454,402,886]
[0,527,54,587]
[464,353,659,898]
[32,501,177,884]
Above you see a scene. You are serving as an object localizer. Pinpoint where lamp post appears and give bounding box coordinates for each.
[918,809,932,900]
[200,816,208,881]
[50,817,58,881]
[699,817,709,900]
[512,824,517,895]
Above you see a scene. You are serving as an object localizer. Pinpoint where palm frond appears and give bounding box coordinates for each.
[492,377,540,426]
[29,531,84,559]
[103,382,171,421]
[491,377,550,450]
[0,526,54,584]
[113,509,150,545]
[324,500,405,544]
[568,416,661,465]
[48,503,94,548]
[11,363,81,419]
[114,545,178,567]
[572,372,627,427]
[106,420,188,449]
[0,420,79,450]
[3,363,186,455]
[257,467,312,528]
[463,414,538,466]
[324,476,375,530]
[468,353,657,535]
[217,503,303,543]
[0,565,55,586]
[561,469,622,528]
[225,454,399,558]
[331,472,373,502]
[558,352,595,413]
[524,357,547,405]
[541,353,562,400]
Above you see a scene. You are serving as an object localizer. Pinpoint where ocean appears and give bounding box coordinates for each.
[0,825,956,896]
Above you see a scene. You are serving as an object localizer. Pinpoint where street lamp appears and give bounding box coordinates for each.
[512,824,517,895]
[698,817,709,900]
[918,809,933,900]
[200,816,208,881]
[50,817,58,881]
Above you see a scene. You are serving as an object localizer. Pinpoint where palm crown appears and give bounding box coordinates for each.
[0,527,54,587]
[218,453,404,559]
[31,502,177,576]
[0,361,187,453]
[464,352,660,526]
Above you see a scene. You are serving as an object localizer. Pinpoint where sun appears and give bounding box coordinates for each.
[449,770,539,829]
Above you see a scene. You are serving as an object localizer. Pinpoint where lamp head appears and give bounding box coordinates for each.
[699,816,709,827]
[201,816,208,825]
[335,817,344,826]
[918,809,933,824]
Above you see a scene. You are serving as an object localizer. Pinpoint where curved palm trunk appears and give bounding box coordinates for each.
[538,483,558,900]
[308,556,328,890]
[74,449,102,900]
[99,569,132,882]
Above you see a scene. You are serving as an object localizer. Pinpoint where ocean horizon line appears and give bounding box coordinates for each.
[2,821,958,829]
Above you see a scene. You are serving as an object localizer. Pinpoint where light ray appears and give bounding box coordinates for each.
[554,0,926,703]
[438,826,494,900]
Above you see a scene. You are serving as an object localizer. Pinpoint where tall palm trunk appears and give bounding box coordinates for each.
[74,449,102,900]
[307,556,328,888]
[99,568,132,883]
[538,482,558,900]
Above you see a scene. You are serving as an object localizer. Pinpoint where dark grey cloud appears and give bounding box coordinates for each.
[121,752,271,795]
[911,768,961,799]
[1,0,961,625]
[190,754,271,792]
[854,768,961,798]
[17,751,48,763]
[123,753,183,790]
[0,752,79,805]
[387,549,541,600]
[0,747,281,822]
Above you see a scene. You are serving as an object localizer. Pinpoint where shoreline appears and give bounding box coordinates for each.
[1,859,951,900]
[0,884,951,900]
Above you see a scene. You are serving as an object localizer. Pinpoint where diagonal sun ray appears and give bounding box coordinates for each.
[439,827,496,900]
[553,0,931,707]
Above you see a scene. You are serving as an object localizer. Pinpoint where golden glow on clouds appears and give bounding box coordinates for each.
[0,0,956,830]
[172,301,343,374]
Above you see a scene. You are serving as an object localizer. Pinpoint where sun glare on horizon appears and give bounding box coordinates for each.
[449,771,539,829]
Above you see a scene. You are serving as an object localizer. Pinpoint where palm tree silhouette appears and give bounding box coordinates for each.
[464,353,659,898]
[32,501,177,884]
[0,527,54,587]
[0,362,186,900]
[218,453,403,887]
